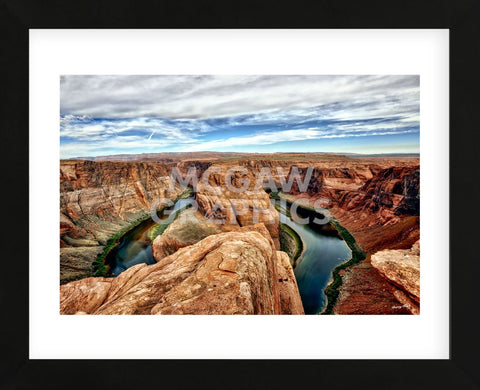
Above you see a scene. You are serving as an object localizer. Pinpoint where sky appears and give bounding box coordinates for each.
[60,75,420,158]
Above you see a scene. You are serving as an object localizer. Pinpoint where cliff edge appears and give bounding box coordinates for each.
[60,224,304,315]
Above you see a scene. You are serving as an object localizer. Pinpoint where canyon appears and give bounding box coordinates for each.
[60,160,184,283]
[60,152,420,314]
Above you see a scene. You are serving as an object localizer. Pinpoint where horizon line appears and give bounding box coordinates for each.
[61,150,420,160]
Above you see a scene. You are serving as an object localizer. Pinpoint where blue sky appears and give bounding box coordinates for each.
[60,75,419,158]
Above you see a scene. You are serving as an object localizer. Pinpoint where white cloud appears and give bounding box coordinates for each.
[61,75,419,120]
[60,75,420,158]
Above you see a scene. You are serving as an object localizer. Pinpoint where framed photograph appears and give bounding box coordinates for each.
[2,1,478,388]
[32,29,444,357]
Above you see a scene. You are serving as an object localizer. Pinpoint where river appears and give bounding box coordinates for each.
[104,196,351,314]
[104,198,193,277]
[275,202,352,314]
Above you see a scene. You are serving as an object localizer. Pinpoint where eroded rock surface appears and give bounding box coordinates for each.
[275,251,304,314]
[274,161,420,315]
[60,160,183,283]
[195,165,280,249]
[152,208,222,261]
[60,224,304,315]
[332,259,412,315]
[370,240,420,313]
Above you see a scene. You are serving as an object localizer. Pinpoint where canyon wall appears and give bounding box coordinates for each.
[194,165,280,249]
[60,160,183,283]
[233,157,420,314]
[295,162,420,314]
[236,157,419,251]
[59,159,281,283]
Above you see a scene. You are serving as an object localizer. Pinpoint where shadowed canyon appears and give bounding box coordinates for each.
[60,152,420,315]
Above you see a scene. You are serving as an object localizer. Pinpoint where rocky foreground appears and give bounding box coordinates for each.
[370,241,420,314]
[60,224,304,315]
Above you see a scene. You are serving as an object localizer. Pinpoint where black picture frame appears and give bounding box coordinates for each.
[1,0,478,388]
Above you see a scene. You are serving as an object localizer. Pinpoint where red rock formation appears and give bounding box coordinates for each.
[332,258,412,315]
[60,160,182,225]
[194,165,280,249]
[370,240,420,314]
[152,208,222,260]
[246,158,420,314]
[276,251,305,315]
[60,160,184,283]
[59,154,420,315]
[60,224,304,315]
[317,166,420,315]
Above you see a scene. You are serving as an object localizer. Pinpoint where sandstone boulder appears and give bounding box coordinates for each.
[152,208,221,261]
[371,240,420,312]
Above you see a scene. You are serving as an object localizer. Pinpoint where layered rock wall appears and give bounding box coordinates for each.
[60,160,183,283]
[194,165,280,249]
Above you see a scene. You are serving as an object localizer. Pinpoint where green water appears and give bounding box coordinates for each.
[105,195,351,314]
[276,203,352,314]
[105,198,193,276]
